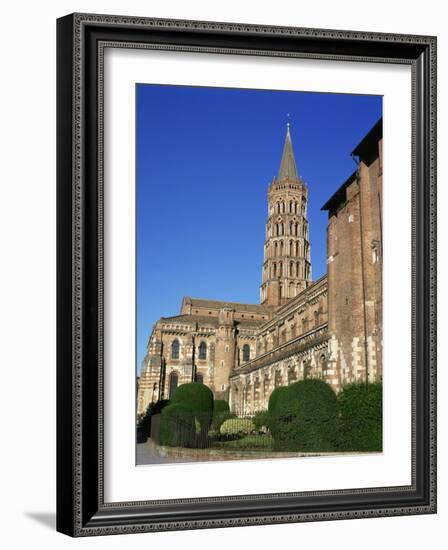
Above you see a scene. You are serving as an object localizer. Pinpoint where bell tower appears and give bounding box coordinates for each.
[260,122,312,307]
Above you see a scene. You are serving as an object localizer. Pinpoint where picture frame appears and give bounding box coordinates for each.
[56,13,437,537]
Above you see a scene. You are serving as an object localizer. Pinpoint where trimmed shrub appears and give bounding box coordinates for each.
[159,403,195,447]
[337,382,382,452]
[214,399,230,414]
[268,379,338,452]
[220,418,255,436]
[140,399,169,437]
[253,410,270,431]
[170,383,214,447]
[268,386,290,413]
[172,383,214,414]
[211,399,231,432]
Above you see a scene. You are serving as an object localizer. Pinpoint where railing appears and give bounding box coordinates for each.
[151,410,274,451]
[232,323,329,375]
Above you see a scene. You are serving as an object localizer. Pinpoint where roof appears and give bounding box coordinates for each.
[159,313,264,329]
[321,117,382,213]
[160,314,219,326]
[277,123,299,182]
[352,117,382,162]
[184,297,270,315]
[321,170,357,212]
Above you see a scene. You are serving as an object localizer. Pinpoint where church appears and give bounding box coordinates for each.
[137,119,383,415]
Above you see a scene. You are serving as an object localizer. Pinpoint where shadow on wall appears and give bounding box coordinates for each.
[24,512,56,531]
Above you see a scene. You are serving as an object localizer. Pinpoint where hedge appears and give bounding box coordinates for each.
[172,383,214,415]
[253,410,270,431]
[210,399,231,432]
[213,399,230,414]
[268,385,290,413]
[159,403,196,447]
[337,382,382,451]
[268,379,338,451]
[161,383,214,447]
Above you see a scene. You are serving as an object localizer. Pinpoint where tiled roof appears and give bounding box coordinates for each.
[185,297,270,315]
[159,314,264,329]
[160,314,218,326]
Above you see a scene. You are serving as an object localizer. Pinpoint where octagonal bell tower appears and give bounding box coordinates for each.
[260,123,312,307]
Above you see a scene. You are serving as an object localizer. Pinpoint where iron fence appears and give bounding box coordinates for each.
[150,409,274,451]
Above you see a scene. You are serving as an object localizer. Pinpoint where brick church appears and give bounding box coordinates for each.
[137,119,383,415]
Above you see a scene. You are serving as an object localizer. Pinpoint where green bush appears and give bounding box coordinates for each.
[337,382,382,451]
[268,379,338,452]
[220,418,255,436]
[253,410,270,431]
[268,386,290,413]
[172,383,214,414]
[214,399,230,414]
[159,403,195,447]
[210,399,231,432]
[165,383,215,447]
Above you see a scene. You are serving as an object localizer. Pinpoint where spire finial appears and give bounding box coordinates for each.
[277,115,298,181]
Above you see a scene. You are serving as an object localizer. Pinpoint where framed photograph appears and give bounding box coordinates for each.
[57,13,437,536]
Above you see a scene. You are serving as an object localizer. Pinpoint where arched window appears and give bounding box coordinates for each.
[296,241,299,256]
[274,241,278,256]
[314,310,319,327]
[254,378,260,405]
[290,240,294,255]
[242,344,250,362]
[263,374,270,395]
[303,360,311,380]
[280,240,284,255]
[320,355,327,378]
[290,201,293,213]
[282,201,285,213]
[198,341,207,360]
[272,263,277,278]
[279,262,283,276]
[171,339,180,359]
[290,261,294,276]
[168,371,178,398]
[196,372,204,384]
[295,222,299,236]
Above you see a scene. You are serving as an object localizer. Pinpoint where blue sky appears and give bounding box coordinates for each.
[136,84,382,371]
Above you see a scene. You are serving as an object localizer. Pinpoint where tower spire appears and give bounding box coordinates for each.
[260,120,311,307]
[278,121,299,182]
